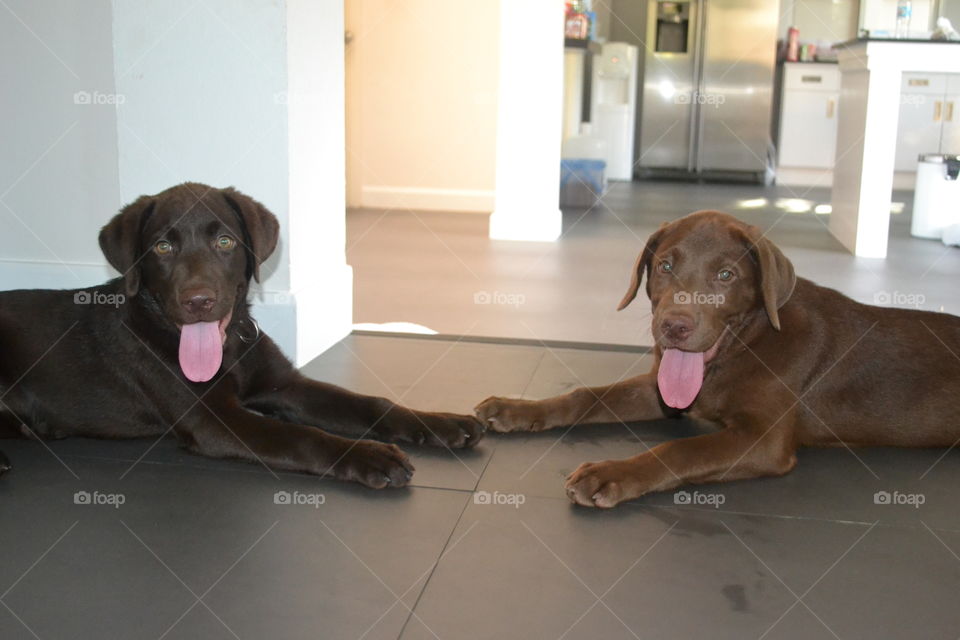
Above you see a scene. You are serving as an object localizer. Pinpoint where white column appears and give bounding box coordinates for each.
[489,0,564,242]
[285,0,353,365]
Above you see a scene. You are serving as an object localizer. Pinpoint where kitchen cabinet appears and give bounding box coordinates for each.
[778,67,960,187]
[894,73,958,172]
[941,74,960,156]
[777,63,840,185]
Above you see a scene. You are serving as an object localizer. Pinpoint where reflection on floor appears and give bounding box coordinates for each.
[3,334,958,638]
[348,180,959,345]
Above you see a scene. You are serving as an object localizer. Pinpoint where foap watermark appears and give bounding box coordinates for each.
[473,490,525,508]
[274,490,326,508]
[676,92,725,108]
[73,90,125,105]
[900,93,928,108]
[674,291,725,307]
[674,490,726,509]
[74,490,126,509]
[473,290,525,308]
[873,290,925,308]
[74,290,125,308]
[273,90,325,107]
[874,490,925,509]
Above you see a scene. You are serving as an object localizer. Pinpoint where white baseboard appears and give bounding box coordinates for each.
[777,167,918,191]
[0,260,114,291]
[892,171,917,191]
[776,167,835,188]
[361,185,494,213]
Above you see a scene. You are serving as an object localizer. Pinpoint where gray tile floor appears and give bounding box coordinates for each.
[3,333,959,639]
[348,181,959,345]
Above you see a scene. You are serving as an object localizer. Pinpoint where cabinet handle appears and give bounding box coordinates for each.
[826,98,835,119]
[947,102,955,122]
[934,101,942,122]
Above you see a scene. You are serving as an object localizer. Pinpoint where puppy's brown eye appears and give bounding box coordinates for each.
[216,235,237,250]
[155,240,173,255]
[658,261,673,274]
[718,269,734,281]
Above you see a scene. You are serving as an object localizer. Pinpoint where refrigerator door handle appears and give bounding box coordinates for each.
[687,0,706,173]
[692,0,708,174]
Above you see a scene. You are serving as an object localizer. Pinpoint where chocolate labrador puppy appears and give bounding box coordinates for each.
[0,183,483,487]
[476,210,960,508]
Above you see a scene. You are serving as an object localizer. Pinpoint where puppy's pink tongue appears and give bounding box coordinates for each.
[658,348,705,409]
[178,321,223,382]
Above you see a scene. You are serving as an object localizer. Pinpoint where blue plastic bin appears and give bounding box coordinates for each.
[560,158,606,208]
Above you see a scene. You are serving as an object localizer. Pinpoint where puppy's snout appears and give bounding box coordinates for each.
[661,313,695,344]
[180,288,217,315]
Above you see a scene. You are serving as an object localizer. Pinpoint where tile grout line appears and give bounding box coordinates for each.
[518,350,550,401]
[393,483,480,640]
[392,349,549,638]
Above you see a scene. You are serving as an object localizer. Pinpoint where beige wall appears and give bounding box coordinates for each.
[345,0,499,212]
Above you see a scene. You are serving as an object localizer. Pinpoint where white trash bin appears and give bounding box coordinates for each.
[911,154,960,239]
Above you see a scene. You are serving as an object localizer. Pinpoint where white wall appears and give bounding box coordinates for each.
[0,0,121,290]
[778,0,860,44]
[111,0,291,289]
[345,0,500,213]
[0,0,350,366]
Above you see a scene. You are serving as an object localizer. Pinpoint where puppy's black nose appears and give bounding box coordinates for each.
[181,289,216,315]
[661,314,694,343]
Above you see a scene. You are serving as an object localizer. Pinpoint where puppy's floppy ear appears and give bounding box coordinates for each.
[99,195,156,297]
[221,187,280,283]
[740,225,796,331]
[617,224,668,311]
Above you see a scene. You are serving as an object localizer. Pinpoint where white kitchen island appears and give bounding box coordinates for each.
[831,38,960,257]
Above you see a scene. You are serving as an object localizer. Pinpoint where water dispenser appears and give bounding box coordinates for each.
[590,42,639,181]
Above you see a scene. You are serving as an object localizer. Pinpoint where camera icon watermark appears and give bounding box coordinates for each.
[873,290,925,308]
[73,90,125,106]
[473,490,526,508]
[274,490,325,508]
[873,490,925,509]
[74,490,126,508]
[74,290,125,308]
[674,490,726,508]
[473,290,526,309]
[673,291,724,307]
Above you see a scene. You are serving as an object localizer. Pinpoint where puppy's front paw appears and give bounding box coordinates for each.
[564,460,643,509]
[474,397,546,433]
[418,412,485,449]
[376,410,485,449]
[330,440,414,489]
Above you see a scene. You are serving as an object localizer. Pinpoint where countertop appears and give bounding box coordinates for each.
[838,36,960,46]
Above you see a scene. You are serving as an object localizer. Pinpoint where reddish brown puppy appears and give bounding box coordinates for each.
[476,210,960,508]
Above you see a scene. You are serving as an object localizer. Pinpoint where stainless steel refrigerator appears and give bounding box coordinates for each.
[638,0,779,180]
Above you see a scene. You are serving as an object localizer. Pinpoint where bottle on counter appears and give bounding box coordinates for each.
[786,27,799,62]
[895,0,912,38]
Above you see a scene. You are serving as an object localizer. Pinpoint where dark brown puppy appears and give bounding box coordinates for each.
[476,210,960,508]
[0,183,483,488]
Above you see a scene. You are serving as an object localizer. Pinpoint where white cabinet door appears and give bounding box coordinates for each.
[895,74,947,171]
[779,90,838,168]
[941,78,960,154]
